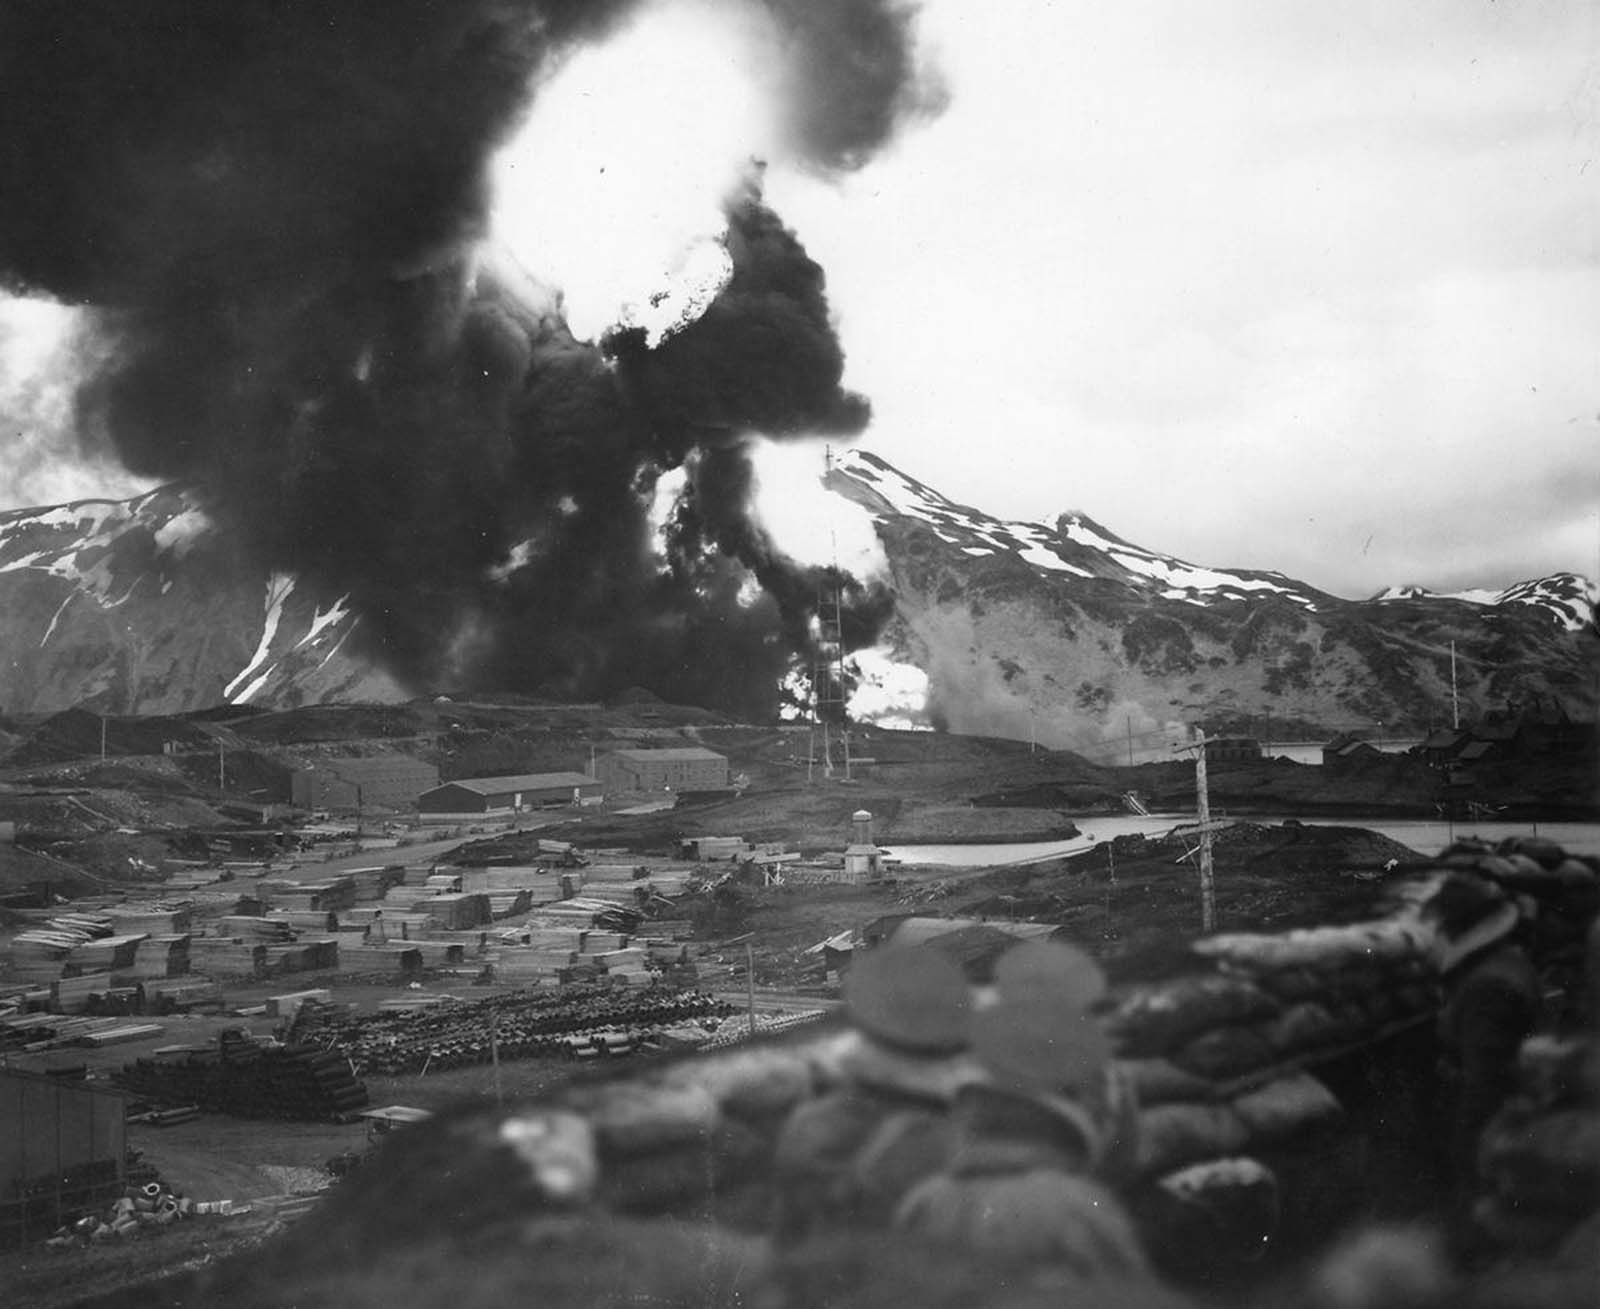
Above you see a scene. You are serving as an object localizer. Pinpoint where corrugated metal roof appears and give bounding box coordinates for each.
[433,773,599,795]
[607,748,726,762]
[307,756,436,779]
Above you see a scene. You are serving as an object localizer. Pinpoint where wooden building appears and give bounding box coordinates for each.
[595,747,728,794]
[416,772,602,816]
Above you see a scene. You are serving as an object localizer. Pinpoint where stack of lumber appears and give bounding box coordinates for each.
[144,978,224,1011]
[186,939,267,977]
[1,1013,134,1051]
[265,909,339,933]
[46,972,134,1017]
[336,944,424,974]
[395,940,466,967]
[642,919,691,939]
[491,924,588,983]
[456,865,559,893]
[261,939,339,974]
[215,916,293,943]
[259,877,357,912]
[597,957,654,987]
[120,934,192,981]
[107,904,193,935]
[487,889,534,918]
[10,913,117,982]
[81,1023,165,1047]
[266,989,333,1020]
[65,934,149,975]
[346,866,408,901]
[417,893,491,930]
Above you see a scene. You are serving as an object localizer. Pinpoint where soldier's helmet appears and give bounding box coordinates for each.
[969,942,1117,1160]
[844,945,974,1056]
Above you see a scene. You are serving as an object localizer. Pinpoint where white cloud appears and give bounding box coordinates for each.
[764,0,1600,595]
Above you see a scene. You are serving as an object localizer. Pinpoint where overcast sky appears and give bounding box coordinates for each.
[2,0,1596,600]
[761,0,1600,597]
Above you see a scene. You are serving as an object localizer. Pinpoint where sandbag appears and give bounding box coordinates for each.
[1105,976,1280,1056]
[1479,1109,1600,1216]
[1229,1072,1342,1141]
[1169,1025,1276,1080]
[1135,1102,1250,1176]
[587,1081,721,1156]
[1515,1034,1591,1109]
[1116,1057,1217,1106]
[1193,919,1429,973]
[658,1045,816,1121]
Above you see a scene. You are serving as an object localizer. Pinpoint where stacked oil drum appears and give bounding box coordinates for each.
[323,984,733,1076]
[113,1031,369,1121]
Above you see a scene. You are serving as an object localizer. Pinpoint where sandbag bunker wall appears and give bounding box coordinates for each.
[298,983,735,1075]
[442,836,1598,1261]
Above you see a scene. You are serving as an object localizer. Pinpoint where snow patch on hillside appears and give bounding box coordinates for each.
[226,572,296,703]
[1375,573,1597,632]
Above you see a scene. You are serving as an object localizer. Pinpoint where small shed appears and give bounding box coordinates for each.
[1202,737,1263,765]
[1322,735,1381,770]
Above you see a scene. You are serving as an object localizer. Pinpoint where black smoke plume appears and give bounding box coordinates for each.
[0,0,937,717]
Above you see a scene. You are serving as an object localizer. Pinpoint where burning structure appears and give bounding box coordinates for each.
[0,0,937,719]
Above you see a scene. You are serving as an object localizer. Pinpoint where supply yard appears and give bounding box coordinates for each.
[0,703,1595,1306]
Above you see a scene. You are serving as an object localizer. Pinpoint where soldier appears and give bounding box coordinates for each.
[1427,877,1542,1210]
[771,944,980,1244]
[895,942,1152,1281]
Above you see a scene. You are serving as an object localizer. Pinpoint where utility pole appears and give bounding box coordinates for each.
[1195,731,1216,933]
[1451,649,1461,728]
[490,1010,503,1106]
[217,740,225,792]
[1126,716,1134,767]
[746,941,757,1035]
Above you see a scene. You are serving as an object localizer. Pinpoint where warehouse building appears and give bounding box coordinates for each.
[1,1067,128,1241]
[595,747,729,794]
[416,772,602,816]
[290,756,439,814]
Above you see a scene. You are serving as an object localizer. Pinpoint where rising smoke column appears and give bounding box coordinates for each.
[0,0,937,715]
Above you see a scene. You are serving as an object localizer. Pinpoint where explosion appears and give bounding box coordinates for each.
[0,0,940,718]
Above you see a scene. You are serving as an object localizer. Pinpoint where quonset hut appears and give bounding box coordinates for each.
[416,772,602,817]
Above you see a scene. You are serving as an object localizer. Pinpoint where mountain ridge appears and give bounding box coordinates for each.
[1,455,1594,749]
[822,449,1597,751]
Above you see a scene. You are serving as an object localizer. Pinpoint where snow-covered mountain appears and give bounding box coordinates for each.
[831,450,1595,632]
[0,455,1593,753]
[0,487,400,714]
[825,450,1597,752]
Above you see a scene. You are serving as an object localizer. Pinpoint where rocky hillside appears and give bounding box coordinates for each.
[0,488,401,715]
[827,451,1598,756]
[0,457,1594,748]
